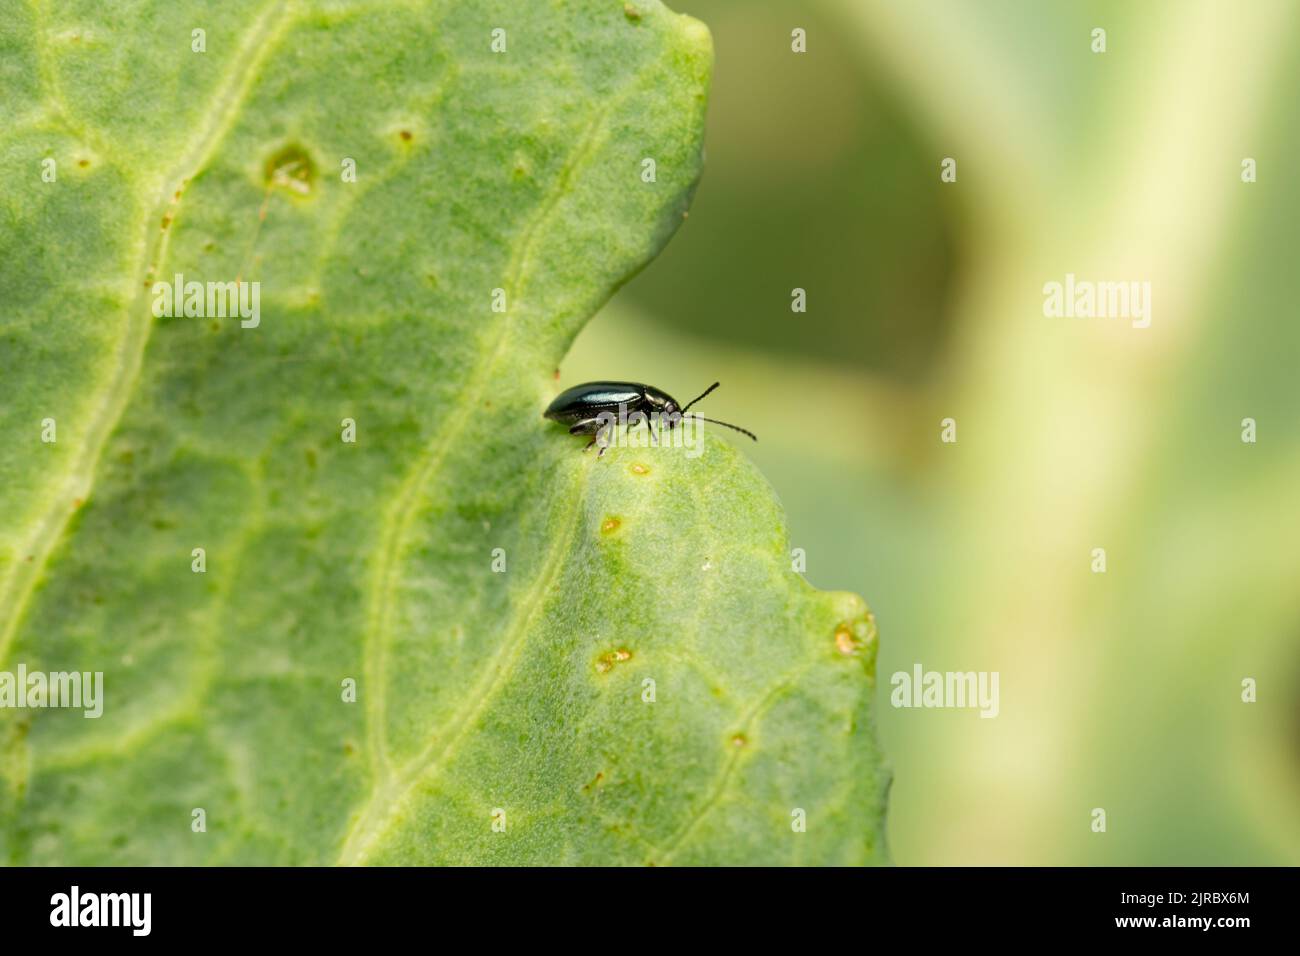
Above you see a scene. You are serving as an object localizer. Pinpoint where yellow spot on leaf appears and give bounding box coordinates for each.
[263,143,316,196]
[595,648,633,673]
[834,625,859,655]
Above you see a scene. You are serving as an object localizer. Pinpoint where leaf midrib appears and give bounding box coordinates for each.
[339,463,592,865]
[0,2,298,668]
[358,97,621,780]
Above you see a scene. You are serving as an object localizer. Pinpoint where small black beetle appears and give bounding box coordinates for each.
[544,381,757,454]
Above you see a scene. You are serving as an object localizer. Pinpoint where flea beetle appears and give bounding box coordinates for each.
[544,381,757,454]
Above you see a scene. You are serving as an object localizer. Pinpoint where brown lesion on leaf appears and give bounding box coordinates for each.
[595,648,633,674]
[600,516,621,535]
[263,143,317,196]
[581,771,605,793]
[629,462,650,476]
[389,122,422,149]
[832,607,879,674]
[834,625,858,655]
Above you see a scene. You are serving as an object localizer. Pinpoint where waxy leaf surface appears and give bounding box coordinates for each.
[0,0,888,864]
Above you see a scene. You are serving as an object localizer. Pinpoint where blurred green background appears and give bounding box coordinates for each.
[564,0,1300,864]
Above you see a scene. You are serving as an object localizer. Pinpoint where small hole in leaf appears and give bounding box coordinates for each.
[263,143,317,196]
[834,625,860,656]
[595,648,633,673]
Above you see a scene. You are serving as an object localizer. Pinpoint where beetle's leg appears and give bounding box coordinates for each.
[631,411,657,447]
[569,418,600,453]
[572,418,611,456]
[625,410,643,441]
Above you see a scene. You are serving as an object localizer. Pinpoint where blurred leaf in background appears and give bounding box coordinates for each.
[617,0,960,380]
[566,0,1300,864]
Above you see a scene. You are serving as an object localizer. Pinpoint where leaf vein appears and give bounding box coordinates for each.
[340,464,591,865]
[0,1,298,667]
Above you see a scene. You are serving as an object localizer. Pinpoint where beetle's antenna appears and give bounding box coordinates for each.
[691,416,757,442]
[679,383,756,440]
[681,381,721,414]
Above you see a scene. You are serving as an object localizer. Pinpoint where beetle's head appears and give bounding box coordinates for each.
[641,387,679,426]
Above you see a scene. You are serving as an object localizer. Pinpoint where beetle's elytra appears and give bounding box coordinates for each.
[544,381,757,455]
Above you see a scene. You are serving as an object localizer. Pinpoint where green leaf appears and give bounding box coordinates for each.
[0,0,887,865]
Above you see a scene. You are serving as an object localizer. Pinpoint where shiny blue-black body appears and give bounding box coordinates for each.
[544,380,756,453]
[543,381,680,435]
